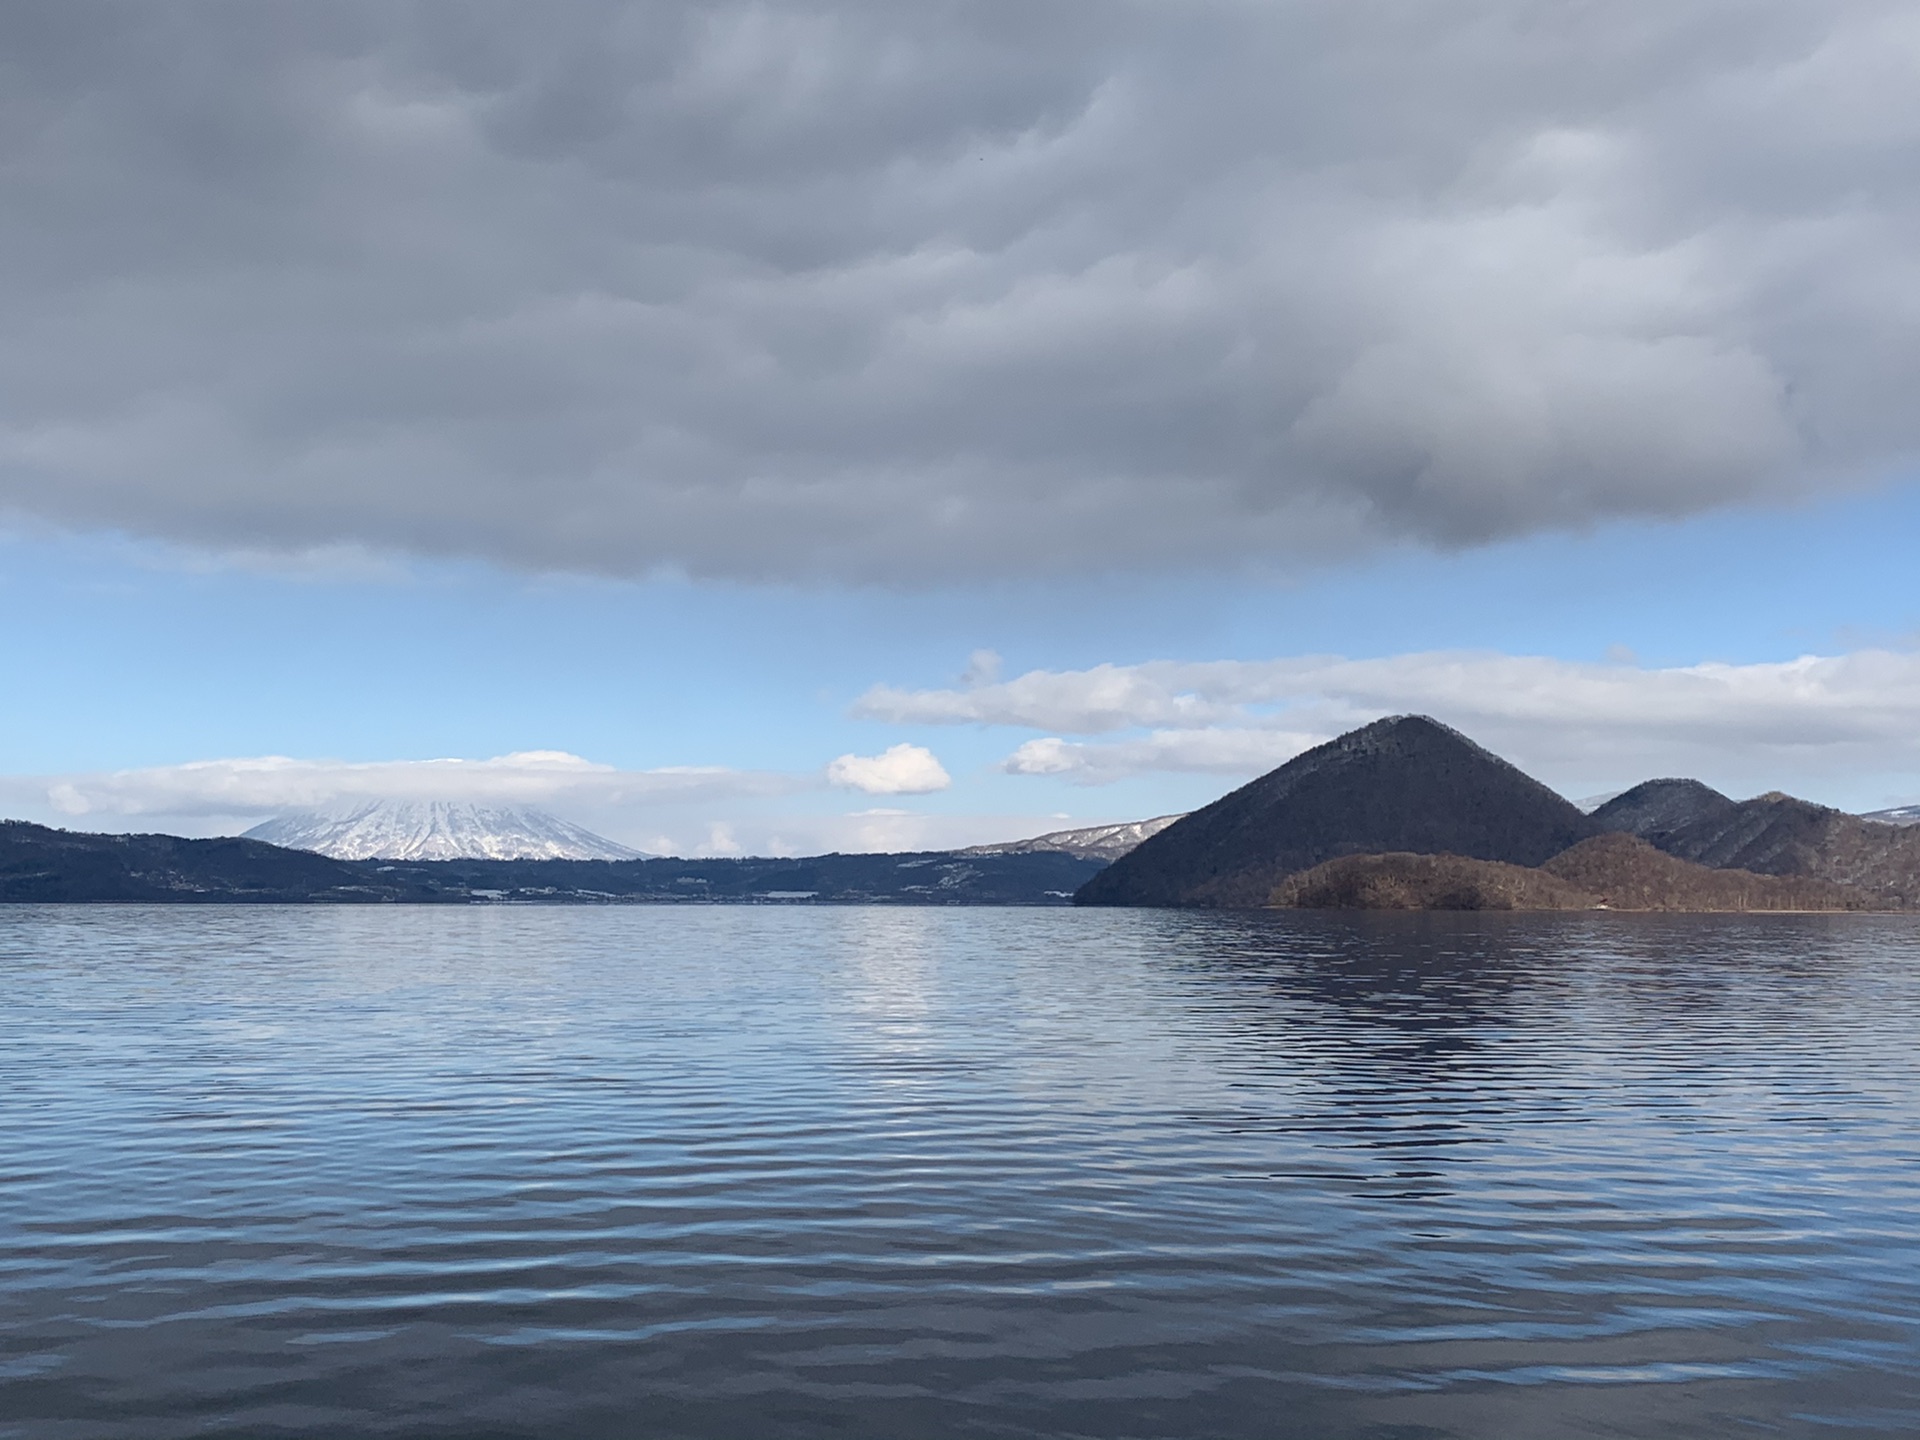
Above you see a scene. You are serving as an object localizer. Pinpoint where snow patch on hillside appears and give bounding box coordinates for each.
[962,814,1186,863]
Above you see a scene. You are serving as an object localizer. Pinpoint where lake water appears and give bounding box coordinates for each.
[3,906,1919,1439]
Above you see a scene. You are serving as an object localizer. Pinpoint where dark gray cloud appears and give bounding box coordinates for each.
[1,1,1915,581]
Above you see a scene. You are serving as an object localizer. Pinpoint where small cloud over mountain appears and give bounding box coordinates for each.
[825,744,952,795]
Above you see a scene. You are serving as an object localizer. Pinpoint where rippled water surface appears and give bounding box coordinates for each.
[4,906,1920,1439]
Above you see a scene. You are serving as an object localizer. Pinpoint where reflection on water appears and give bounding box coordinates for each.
[2,905,1918,1439]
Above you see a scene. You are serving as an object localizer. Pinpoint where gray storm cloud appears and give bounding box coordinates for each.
[1,1,1915,581]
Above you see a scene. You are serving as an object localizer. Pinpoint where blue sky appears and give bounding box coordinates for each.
[3,3,1919,853]
[8,471,1920,852]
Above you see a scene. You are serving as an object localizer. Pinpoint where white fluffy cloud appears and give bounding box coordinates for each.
[1,3,1917,581]
[825,744,952,796]
[863,649,1920,796]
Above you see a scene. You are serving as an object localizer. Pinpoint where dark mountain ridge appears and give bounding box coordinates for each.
[0,820,413,903]
[0,820,1103,905]
[397,849,1105,905]
[1076,715,1598,908]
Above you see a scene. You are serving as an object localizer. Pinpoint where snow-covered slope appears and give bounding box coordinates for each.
[244,801,649,861]
[1861,804,1920,826]
[962,814,1186,863]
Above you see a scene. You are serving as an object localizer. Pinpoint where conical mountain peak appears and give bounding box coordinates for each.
[1076,716,1595,908]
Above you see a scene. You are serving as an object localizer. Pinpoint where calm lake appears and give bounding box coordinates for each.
[3,905,1918,1439]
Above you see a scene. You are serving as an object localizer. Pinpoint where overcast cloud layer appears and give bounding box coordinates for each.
[3,2,1917,581]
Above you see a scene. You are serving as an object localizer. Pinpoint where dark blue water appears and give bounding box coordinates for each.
[3,906,1918,1439]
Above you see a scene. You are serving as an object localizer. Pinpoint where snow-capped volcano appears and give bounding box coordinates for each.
[244,801,650,861]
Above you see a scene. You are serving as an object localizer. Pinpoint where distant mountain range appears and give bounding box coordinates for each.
[244,801,648,861]
[7,730,1914,909]
[961,814,1185,862]
[0,820,1103,905]
[239,804,1187,866]
[1077,715,1920,911]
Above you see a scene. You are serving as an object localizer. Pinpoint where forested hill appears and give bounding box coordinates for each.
[0,821,1106,905]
